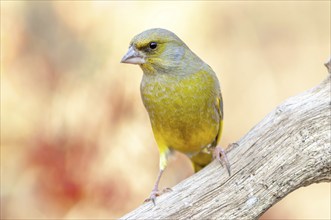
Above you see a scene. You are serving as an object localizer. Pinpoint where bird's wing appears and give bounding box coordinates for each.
[216,92,224,144]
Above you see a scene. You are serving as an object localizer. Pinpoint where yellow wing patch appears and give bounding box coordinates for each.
[216,93,224,144]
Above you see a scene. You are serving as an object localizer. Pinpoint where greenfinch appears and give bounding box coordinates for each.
[121,28,230,204]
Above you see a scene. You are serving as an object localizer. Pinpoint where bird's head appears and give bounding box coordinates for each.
[121,28,197,74]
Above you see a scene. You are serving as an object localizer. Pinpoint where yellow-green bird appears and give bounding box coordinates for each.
[121,28,230,204]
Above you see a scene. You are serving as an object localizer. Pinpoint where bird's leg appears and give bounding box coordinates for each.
[145,169,165,205]
[213,146,231,176]
[150,169,163,204]
[144,146,172,205]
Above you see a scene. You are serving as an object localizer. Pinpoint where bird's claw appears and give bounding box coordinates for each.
[213,146,231,176]
[144,191,158,205]
[144,188,173,205]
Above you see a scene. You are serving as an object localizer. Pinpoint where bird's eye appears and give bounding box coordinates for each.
[149,42,157,50]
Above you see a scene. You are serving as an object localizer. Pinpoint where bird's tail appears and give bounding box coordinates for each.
[190,151,213,172]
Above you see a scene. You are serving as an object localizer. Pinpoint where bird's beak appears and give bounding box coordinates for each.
[121,46,145,64]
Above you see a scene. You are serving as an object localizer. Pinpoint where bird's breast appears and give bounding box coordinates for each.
[140,71,220,153]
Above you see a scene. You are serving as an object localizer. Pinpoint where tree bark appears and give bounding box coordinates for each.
[121,60,331,220]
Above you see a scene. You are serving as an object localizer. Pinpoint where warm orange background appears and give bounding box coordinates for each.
[1,1,330,219]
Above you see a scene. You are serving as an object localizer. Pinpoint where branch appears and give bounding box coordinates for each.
[121,60,331,220]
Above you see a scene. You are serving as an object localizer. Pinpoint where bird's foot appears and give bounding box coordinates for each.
[213,145,231,176]
[144,188,172,205]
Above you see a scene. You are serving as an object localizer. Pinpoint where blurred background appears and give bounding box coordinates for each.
[1,1,330,219]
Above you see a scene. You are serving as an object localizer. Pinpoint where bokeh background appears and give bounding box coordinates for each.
[1,1,330,219]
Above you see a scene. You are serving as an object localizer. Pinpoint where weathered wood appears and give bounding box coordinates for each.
[121,61,331,220]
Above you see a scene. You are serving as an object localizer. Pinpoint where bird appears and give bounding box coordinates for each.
[121,28,230,204]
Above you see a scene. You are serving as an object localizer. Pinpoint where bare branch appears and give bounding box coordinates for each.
[121,62,331,220]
